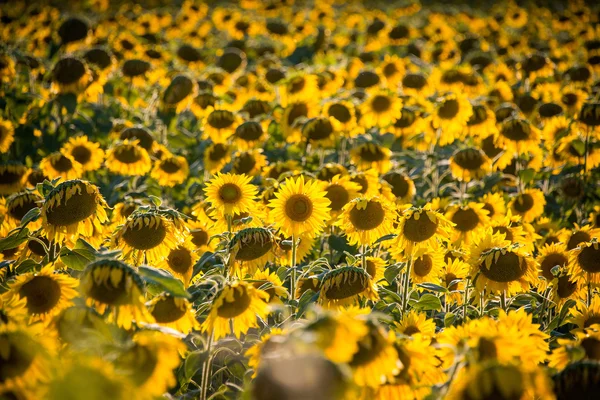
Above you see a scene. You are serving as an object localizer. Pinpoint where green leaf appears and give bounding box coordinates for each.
[138,266,190,299]
[148,195,162,207]
[20,207,41,227]
[36,180,55,198]
[413,294,442,311]
[384,263,404,284]
[444,312,456,327]
[0,228,30,251]
[56,93,78,114]
[373,233,397,245]
[518,168,536,184]
[15,259,41,274]
[570,139,586,157]
[59,238,97,271]
[558,299,577,325]
[417,283,448,293]
[183,350,208,381]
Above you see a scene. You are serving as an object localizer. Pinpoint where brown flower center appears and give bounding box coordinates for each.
[437,99,459,119]
[325,184,349,212]
[285,194,313,222]
[219,183,242,203]
[70,145,92,165]
[45,184,98,227]
[540,253,568,281]
[167,247,193,274]
[453,148,485,170]
[578,246,600,273]
[413,254,433,277]
[349,201,385,230]
[122,219,167,250]
[512,194,534,213]
[568,231,591,250]
[480,251,527,283]
[403,214,437,242]
[19,275,61,314]
[217,286,252,318]
[452,208,480,232]
[371,95,392,113]
[151,296,187,323]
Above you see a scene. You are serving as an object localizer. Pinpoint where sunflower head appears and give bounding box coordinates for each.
[112,210,186,265]
[319,266,378,308]
[395,205,453,251]
[229,227,275,275]
[204,172,258,217]
[41,179,109,243]
[336,197,394,246]
[269,175,331,237]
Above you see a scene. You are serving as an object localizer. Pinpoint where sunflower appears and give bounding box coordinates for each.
[479,192,507,223]
[349,169,381,198]
[233,121,266,151]
[106,140,152,176]
[45,356,132,400]
[203,142,231,173]
[395,310,436,338]
[115,329,185,399]
[150,155,189,187]
[39,152,83,181]
[303,306,369,364]
[446,202,491,245]
[508,189,546,223]
[61,136,105,172]
[394,205,454,252]
[431,92,473,145]
[559,224,600,251]
[495,117,541,154]
[349,320,401,388]
[375,335,446,400]
[449,147,492,182]
[323,99,357,134]
[536,242,569,287]
[112,211,186,265]
[204,172,258,218]
[468,230,538,295]
[380,171,416,204]
[250,269,288,304]
[6,265,78,322]
[269,175,331,237]
[404,244,445,285]
[0,118,15,153]
[204,107,240,143]
[51,56,92,94]
[302,116,336,146]
[245,328,287,377]
[80,259,153,330]
[41,179,109,244]
[229,228,275,277]
[359,91,402,128]
[336,197,395,246]
[159,240,199,287]
[447,361,553,400]
[319,174,361,220]
[443,257,470,304]
[350,143,392,174]
[362,256,386,283]
[281,73,319,106]
[2,191,43,231]
[568,239,600,286]
[491,213,534,252]
[201,281,270,340]
[319,266,378,308]
[0,322,53,392]
[569,297,600,332]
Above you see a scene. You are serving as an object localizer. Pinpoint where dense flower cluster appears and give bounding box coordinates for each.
[1,0,600,399]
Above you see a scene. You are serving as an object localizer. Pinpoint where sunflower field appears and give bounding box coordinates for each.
[1,0,600,399]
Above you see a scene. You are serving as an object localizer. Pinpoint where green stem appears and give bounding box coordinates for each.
[463,278,470,321]
[402,253,414,314]
[361,245,367,271]
[588,277,592,307]
[500,290,507,312]
[290,234,298,313]
[201,330,214,400]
